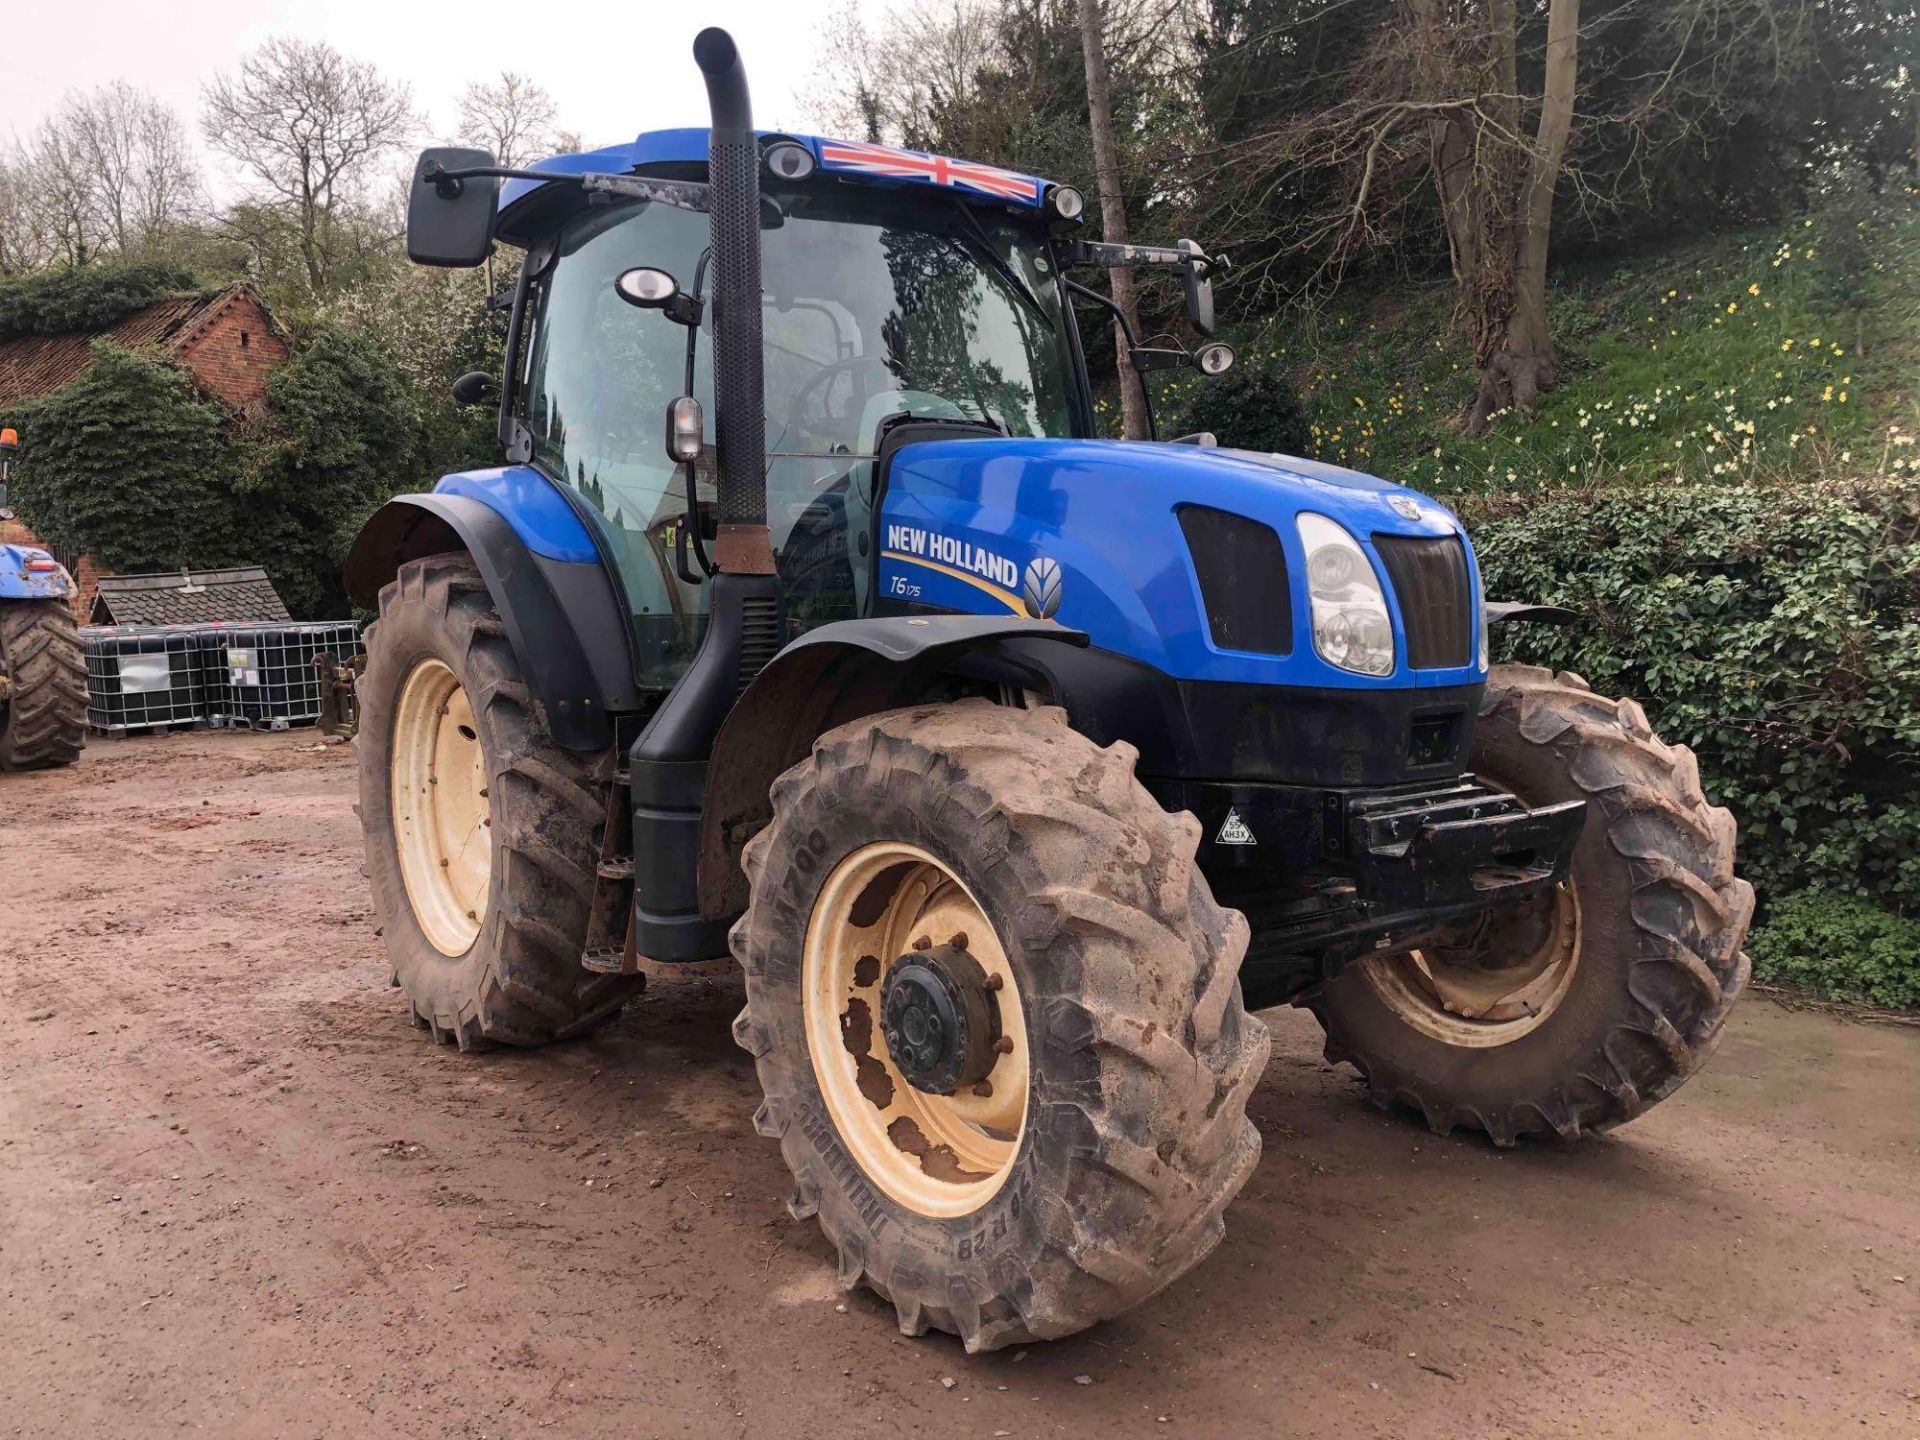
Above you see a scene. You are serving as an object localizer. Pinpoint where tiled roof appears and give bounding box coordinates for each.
[89,566,292,627]
[0,285,266,404]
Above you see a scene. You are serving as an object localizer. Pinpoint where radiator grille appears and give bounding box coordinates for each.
[1177,505,1292,656]
[1373,534,1473,670]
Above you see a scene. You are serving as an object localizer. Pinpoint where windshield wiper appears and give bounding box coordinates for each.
[946,204,1050,323]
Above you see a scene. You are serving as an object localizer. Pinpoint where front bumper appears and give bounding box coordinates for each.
[1148,774,1586,1002]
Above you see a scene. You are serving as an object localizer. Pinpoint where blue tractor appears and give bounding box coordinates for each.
[347,29,1753,1349]
[0,429,86,770]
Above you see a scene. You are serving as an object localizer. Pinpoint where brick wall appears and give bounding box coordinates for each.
[1,515,107,622]
[176,293,291,414]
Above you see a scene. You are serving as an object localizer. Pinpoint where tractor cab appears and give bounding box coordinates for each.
[421,127,1223,691]
[494,144,1080,680]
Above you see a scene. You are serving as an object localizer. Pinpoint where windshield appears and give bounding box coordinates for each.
[515,187,1075,686]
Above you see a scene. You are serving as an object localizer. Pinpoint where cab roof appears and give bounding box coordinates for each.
[496,128,1055,243]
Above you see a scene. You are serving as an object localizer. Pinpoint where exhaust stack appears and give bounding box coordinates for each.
[692,27,773,575]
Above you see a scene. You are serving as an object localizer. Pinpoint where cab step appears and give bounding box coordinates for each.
[581,764,640,975]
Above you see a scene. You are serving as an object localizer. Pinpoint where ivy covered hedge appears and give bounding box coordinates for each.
[1468,481,1920,917]
[4,346,242,569]
[6,330,441,616]
[0,263,203,341]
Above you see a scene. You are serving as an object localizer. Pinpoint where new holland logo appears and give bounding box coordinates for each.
[1388,496,1424,521]
[1021,556,1062,619]
[1216,808,1256,846]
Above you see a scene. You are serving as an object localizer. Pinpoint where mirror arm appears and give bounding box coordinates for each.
[1064,278,1158,442]
[1063,238,1228,274]
[1127,346,1191,373]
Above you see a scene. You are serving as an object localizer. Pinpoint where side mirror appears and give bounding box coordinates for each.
[1129,342,1235,377]
[451,371,500,408]
[1194,341,1235,376]
[407,147,498,268]
[1179,238,1215,336]
[616,267,704,327]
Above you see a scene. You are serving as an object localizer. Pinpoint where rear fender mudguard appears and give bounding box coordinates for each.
[344,494,638,752]
[696,615,1087,919]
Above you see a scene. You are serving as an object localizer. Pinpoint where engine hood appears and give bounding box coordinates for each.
[874,436,1484,690]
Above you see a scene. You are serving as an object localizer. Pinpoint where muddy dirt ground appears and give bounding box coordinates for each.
[2,731,1915,1439]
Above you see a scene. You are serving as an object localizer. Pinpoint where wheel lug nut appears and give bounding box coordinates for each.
[983,973,1003,992]
[912,936,931,951]
[971,1081,993,1098]
[949,932,968,950]
[992,1036,1013,1055]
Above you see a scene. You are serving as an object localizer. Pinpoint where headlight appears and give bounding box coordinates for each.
[1297,513,1394,676]
[1476,565,1490,673]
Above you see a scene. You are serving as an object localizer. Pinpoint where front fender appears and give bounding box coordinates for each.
[344,493,638,751]
[696,615,1087,919]
[1486,601,1579,626]
[0,544,74,602]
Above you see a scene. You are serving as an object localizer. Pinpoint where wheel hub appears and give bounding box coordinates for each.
[880,945,1002,1095]
[801,842,1028,1218]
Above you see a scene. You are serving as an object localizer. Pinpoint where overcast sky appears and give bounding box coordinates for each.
[0,0,880,197]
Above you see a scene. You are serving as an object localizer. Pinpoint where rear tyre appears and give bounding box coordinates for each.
[1308,665,1753,1144]
[732,700,1268,1351]
[0,599,86,771]
[356,555,641,1049]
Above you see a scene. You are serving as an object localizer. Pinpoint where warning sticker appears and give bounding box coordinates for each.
[1216,808,1256,846]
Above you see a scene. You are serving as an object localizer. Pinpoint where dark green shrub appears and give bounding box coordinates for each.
[247,326,428,614]
[1468,481,1920,911]
[1166,358,1312,455]
[1748,889,1920,1009]
[0,264,203,341]
[246,326,436,616]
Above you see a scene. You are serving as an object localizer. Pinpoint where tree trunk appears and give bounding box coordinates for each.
[1077,0,1148,441]
[1467,0,1579,432]
[298,166,323,294]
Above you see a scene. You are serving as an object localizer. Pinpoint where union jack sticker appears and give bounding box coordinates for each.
[816,139,1043,206]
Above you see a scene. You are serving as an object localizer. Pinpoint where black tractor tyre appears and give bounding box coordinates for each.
[731,700,1269,1351]
[1308,664,1753,1145]
[356,555,641,1048]
[0,599,86,771]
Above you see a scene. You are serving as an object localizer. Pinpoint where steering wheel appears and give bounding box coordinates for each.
[785,355,901,449]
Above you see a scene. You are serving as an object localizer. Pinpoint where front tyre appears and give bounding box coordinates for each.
[1309,665,1753,1145]
[356,555,641,1049]
[732,701,1268,1351]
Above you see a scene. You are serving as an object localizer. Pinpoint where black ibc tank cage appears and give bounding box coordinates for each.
[211,621,364,730]
[79,625,210,733]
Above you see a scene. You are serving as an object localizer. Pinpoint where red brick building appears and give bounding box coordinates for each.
[0,283,290,619]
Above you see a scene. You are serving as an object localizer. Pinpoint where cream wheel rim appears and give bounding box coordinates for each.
[802,842,1027,1219]
[1360,877,1582,1048]
[390,658,491,957]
